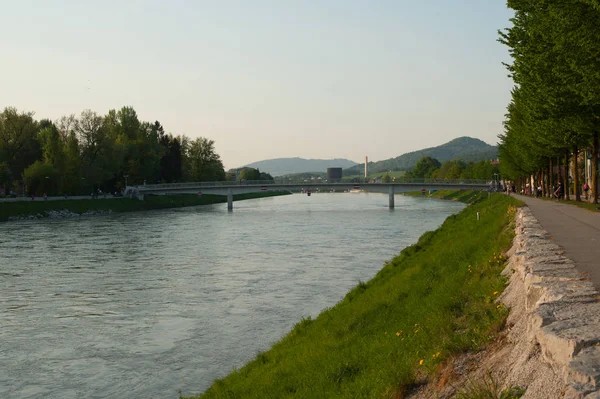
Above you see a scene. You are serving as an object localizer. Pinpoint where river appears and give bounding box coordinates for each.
[0,193,464,398]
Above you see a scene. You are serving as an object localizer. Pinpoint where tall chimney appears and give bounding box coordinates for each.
[364,156,368,178]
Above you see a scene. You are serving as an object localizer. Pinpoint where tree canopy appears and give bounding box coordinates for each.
[0,106,226,196]
[498,0,600,202]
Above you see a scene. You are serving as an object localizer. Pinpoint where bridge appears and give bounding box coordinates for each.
[126,179,492,210]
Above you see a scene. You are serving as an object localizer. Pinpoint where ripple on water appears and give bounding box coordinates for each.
[0,193,464,398]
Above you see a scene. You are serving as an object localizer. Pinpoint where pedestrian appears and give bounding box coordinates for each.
[43,193,47,201]
[583,182,590,200]
[554,182,564,201]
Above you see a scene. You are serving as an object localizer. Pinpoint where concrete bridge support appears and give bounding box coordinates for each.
[227,188,233,211]
[389,186,395,209]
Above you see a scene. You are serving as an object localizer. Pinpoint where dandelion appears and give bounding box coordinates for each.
[396,332,400,337]
[419,359,424,365]
[493,291,498,295]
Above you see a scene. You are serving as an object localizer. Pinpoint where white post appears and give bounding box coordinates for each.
[227,188,233,211]
[389,185,395,209]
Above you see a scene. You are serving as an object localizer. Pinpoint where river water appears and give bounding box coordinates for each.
[0,193,464,399]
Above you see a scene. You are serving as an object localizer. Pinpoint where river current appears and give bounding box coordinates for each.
[0,193,464,398]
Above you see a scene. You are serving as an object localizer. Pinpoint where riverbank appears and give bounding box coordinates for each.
[0,191,291,222]
[187,192,523,398]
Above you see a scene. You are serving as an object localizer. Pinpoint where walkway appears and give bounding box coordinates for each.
[516,195,600,289]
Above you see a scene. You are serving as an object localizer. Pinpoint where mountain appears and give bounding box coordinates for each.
[242,158,358,177]
[344,137,498,175]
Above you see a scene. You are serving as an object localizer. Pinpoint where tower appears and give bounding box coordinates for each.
[364,156,368,178]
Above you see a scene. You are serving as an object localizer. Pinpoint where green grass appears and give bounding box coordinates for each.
[457,373,526,399]
[187,193,523,399]
[0,191,291,222]
[404,189,491,205]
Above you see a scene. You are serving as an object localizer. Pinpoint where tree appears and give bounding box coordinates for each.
[239,168,261,181]
[188,137,225,181]
[23,161,59,196]
[0,107,41,185]
[406,156,441,179]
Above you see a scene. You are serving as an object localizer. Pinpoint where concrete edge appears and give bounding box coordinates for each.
[507,207,600,398]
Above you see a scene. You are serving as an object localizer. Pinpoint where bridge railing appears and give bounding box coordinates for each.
[133,179,491,191]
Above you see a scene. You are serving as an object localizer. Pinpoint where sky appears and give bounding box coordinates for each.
[0,0,514,169]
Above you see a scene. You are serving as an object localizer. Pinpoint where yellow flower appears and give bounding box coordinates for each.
[396,332,400,337]
[419,359,424,365]
[493,291,498,295]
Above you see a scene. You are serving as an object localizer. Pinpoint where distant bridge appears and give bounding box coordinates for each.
[127,179,491,210]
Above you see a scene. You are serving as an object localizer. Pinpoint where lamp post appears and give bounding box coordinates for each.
[493,173,500,191]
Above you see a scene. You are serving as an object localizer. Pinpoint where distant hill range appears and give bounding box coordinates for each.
[344,137,498,175]
[242,157,358,177]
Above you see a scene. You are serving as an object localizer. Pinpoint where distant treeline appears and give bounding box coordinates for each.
[383,157,498,182]
[498,1,600,202]
[0,106,227,196]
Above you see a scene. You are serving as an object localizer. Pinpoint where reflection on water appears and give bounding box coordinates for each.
[0,193,464,398]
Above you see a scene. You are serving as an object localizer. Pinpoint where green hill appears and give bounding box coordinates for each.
[344,137,497,175]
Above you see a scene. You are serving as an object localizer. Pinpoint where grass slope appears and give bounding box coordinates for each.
[0,192,290,222]
[189,193,523,399]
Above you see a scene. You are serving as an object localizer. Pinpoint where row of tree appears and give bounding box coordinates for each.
[0,106,227,196]
[401,156,498,180]
[498,1,600,202]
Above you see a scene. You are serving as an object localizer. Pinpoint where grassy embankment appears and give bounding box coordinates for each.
[404,189,492,204]
[188,192,523,399]
[0,191,290,222]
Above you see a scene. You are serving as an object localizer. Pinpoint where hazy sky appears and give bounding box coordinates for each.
[1,1,514,169]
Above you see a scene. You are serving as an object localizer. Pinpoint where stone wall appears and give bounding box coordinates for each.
[508,207,600,398]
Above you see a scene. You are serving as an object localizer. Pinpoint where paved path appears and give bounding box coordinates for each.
[516,195,600,289]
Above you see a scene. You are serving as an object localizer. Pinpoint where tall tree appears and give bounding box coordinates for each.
[188,137,225,181]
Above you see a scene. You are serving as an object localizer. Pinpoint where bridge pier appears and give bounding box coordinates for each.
[389,186,395,209]
[227,188,233,211]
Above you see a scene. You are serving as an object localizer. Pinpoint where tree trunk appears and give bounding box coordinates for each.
[542,165,547,197]
[594,132,599,204]
[574,145,581,201]
[549,158,554,197]
[565,150,570,201]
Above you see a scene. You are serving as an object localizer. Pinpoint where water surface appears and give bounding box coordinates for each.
[0,193,464,398]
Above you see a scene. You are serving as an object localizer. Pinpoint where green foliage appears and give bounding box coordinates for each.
[498,0,600,200]
[344,137,497,175]
[239,168,261,181]
[187,193,522,399]
[457,373,526,399]
[0,106,227,195]
[407,156,441,178]
[0,108,41,184]
[188,137,225,182]
[23,161,59,196]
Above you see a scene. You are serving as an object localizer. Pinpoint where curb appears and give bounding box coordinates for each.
[509,207,600,398]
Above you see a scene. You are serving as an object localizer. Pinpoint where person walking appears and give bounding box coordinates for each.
[583,182,590,200]
[554,182,564,201]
